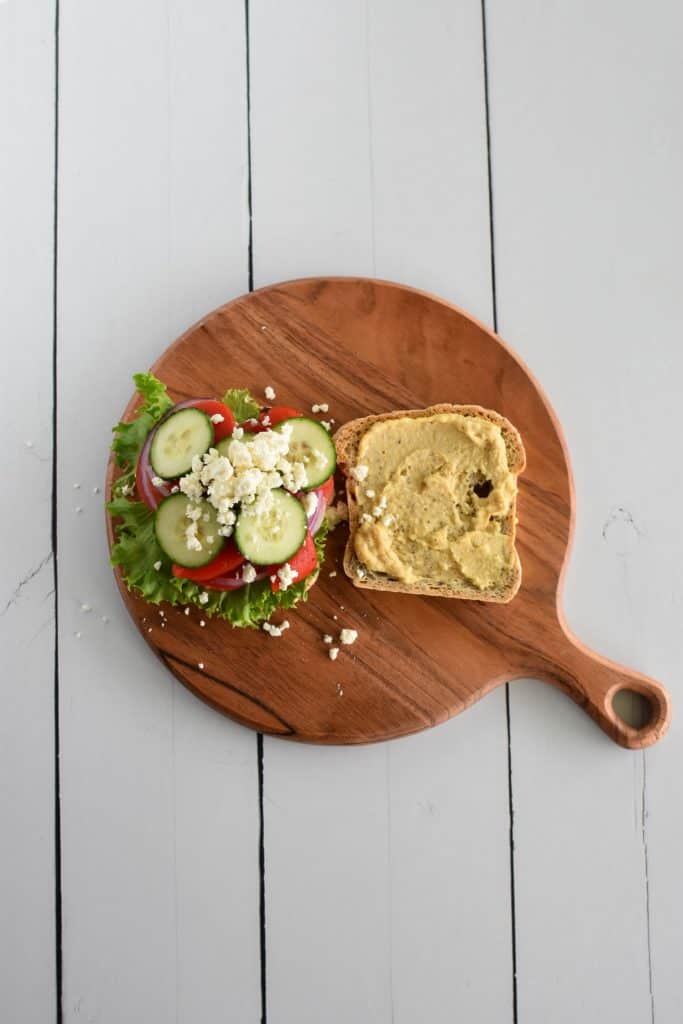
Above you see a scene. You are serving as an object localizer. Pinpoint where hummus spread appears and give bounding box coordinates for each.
[352,412,517,590]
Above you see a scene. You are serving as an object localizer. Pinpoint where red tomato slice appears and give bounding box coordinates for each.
[315,475,335,507]
[270,532,317,592]
[240,405,303,434]
[172,540,244,582]
[188,400,235,441]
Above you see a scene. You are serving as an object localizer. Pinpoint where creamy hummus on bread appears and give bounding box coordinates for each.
[352,412,517,589]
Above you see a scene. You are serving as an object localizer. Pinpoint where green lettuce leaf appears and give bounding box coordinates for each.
[111,373,173,494]
[108,498,330,628]
[221,387,260,422]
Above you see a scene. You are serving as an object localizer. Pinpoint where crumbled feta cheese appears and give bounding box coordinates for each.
[242,562,257,583]
[210,413,225,424]
[264,385,276,400]
[350,464,369,482]
[200,620,206,627]
[263,620,290,638]
[25,440,34,449]
[361,513,373,524]
[206,535,214,544]
[365,489,375,499]
[184,607,190,615]
[198,592,209,605]
[93,486,100,494]
[153,561,162,571]
[120,483,133,496]
[75,506,83,514]
[323,634,333,644]
[73,483,80,489]
[277,563,299,591]
[262,415,271,426]
[198,662,204,670]
[171,485,179,494]
[302,492,318,519]
[311,403,329,413]
[232,426,244,440]
[80,603,91,613]
[383,514,395,527]
[356,567,366,579]
[340,628,358,646]
[329,647,339,661]
[151,476,164,487]
[329,570,337,578]
[321,420,332,432]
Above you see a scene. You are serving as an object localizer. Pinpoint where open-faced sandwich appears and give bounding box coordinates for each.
[108,374,335,627]
[335,404,525,603]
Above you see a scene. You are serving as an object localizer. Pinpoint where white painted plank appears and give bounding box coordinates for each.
[57,2,260,1021]
[487,1,683,1020]
[0,2,56,1021]
[251,2,513,1020]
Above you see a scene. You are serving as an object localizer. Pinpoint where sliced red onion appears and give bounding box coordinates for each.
[203,564,271,591]
[136,428,173,509]
[298,482,333,536]
[136,399,217,509]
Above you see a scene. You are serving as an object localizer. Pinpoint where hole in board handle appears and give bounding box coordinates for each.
[611,688,654,730]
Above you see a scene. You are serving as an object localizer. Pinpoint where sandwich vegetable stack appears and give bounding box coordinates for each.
[108,374,335,627]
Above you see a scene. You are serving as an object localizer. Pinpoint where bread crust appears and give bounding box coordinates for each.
[333,404,526,603]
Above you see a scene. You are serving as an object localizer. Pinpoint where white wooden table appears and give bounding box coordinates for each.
[3,2,682,1021]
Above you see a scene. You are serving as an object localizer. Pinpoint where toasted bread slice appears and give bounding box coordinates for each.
[334,404,526,603]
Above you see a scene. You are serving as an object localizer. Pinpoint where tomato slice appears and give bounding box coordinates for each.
[187,400,235,441]
[316,475,335,507]
[270,532,317,592]
[172,539,244,582]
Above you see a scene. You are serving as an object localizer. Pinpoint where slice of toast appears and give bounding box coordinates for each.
[334,404,526,603]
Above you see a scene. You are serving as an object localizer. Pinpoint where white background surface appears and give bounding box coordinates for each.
[2,1,682,1021]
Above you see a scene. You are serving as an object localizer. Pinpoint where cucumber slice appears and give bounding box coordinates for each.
[276,417,336,489]
[154,494,224,568]
[150,408,214,479]
[234,489,306,565]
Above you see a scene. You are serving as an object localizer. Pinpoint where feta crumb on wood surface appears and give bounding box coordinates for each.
[340,628,358,645]
[329,647,339,661]
[263,620,290,638]
[323,634,333,644]
[264,385,276,400]
[312,403,329,413]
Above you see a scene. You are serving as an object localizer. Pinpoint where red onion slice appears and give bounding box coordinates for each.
[203,564,271,591]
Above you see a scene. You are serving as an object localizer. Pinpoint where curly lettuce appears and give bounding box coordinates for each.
[111,372,174,495]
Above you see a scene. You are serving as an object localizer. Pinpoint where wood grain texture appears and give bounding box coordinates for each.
[58,2,261,1021]
[0,2,56,1020]
[106,277,670,748]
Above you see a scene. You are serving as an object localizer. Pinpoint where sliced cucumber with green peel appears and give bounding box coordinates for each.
[276,416,336,489]
[150,407,213,479]
[234,489,306,565]
[154,494,224,568]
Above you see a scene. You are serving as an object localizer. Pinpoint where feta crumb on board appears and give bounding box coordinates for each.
[263,620,290,638]
[323,634,333,644]
[329,647,339,661]
[312,403,329,413]
[340,628,358,646]
[264,385,276,400]
[350,464,369,482]
[198,662,204,670]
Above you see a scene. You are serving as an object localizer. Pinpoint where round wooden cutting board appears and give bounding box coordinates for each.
[105,277,670,748]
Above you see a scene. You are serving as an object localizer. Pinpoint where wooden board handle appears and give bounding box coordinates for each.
[527,616,671,749]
